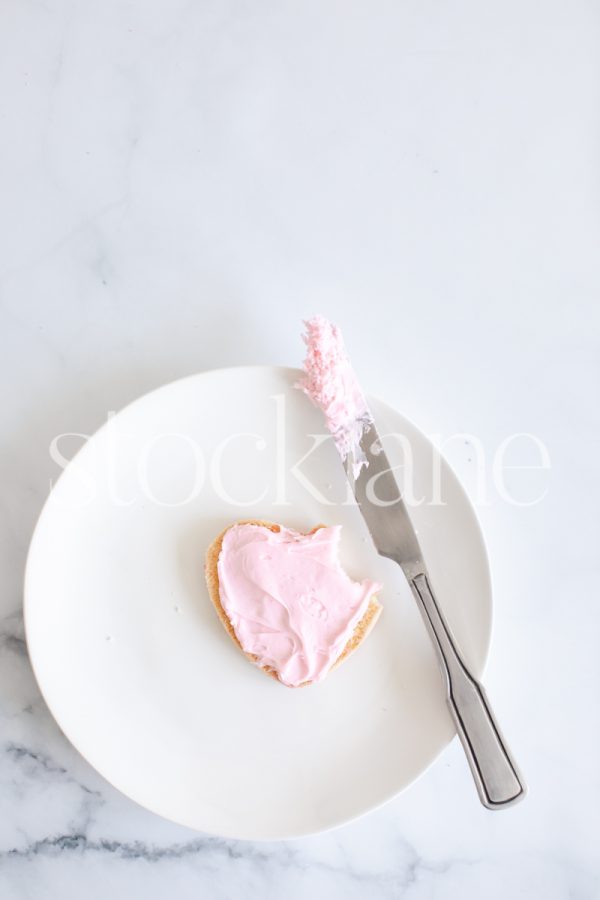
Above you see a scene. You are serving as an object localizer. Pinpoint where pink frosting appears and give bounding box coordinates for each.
[296,315,372,477]
[217,523,381,687]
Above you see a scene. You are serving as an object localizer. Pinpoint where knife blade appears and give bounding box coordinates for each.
[344,419,527,810]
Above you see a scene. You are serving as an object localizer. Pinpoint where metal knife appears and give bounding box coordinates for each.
[344,420,527,809]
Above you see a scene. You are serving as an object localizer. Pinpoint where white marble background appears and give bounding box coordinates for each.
[1,1,599,897]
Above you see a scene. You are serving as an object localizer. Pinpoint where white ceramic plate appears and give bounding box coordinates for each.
[25,366,492,840]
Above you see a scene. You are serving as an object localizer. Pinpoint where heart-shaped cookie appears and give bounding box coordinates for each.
[205,520,382,687]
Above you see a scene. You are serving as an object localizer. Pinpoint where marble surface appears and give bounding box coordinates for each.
[1,0,599,897]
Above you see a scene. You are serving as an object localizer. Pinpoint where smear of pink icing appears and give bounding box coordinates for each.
[296,315,372,477]
[217,523,381,687]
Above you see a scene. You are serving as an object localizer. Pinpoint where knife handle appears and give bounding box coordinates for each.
[410,573,526,809]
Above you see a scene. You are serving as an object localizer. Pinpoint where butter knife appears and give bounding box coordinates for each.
[344,420,527,809]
